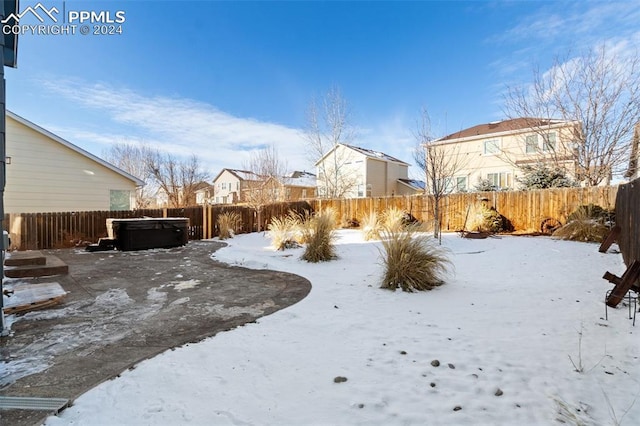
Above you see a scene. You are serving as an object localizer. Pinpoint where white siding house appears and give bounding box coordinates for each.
[429,118,581,191]
[212,168,261,204]
[315,144,419,198]
[4,111,144,213]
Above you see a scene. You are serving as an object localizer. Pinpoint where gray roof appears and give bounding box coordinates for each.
[398,179,426,191]
[316,143,410,166]
[342,144,410,165]
[213,168,263,183]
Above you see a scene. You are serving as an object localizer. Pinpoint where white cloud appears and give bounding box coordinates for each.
[39,78,427,182]
[487,2,640,119]
[497,2,640,47]
[38,79,311,175]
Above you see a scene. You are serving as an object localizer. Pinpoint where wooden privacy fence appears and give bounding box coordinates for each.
[613,178,640,267]
[311,186,618,233]
[2,187,618,250]
[200,201,312,239]
[4,201,313,250]
[5,207,204,251]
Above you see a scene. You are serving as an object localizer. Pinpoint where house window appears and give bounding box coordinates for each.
[487,172,512,189]
[222,182,227,190]
[366,184,372,197]
[442,177,454,193]
[302,189,307,198]
[456,176,467,192]
[286,188,292,200]
[357,184,364,197]
[236,182,240,190]
[110,190,132,211]
[543,132,556,152]
[525,135,538,154]
[483,139,500,155]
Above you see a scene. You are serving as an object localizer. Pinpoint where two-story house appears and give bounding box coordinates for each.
[260,171,317,202]
[315,143,421,198]
[194,182,215,205]
[429,118,579,191]
[212,168,262,204]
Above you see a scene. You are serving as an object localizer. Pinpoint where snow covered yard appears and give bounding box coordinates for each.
[46,231,639,425]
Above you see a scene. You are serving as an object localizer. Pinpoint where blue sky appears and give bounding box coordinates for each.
[5,0,640,179]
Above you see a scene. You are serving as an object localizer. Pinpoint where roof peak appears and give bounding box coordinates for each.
[437,117,575,142]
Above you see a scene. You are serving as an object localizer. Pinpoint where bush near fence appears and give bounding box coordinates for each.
[2,187,617,250]
[311,186,617,234]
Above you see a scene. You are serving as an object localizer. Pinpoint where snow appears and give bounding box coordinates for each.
[45,231,639,425]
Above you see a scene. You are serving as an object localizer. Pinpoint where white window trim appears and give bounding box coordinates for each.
[543,132,556,152]
[483,139,500,155]
[525,134,538,154]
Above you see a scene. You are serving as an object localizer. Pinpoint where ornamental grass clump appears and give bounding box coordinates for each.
[288,209,313,244]
[217,211,241,240]
[301,210,336,263]
[379,224,450,292]
[552,209,610,243]
[361,211,382,241]
[469,203,506,233]
[381,207,406,233]
[267,214,300,250]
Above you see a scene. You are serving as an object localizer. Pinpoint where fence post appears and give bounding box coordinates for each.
[7,213,20,250]
[202,204,208,239]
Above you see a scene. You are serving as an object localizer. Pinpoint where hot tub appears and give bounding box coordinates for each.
[106,218,189,251]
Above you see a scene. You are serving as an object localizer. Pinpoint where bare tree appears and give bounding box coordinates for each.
[414,107,469,240]
[147,152,209,208]
[625,123,640,180]
[305,86,358,198]
[104,142,155,208]
[242,144,288,230]
[504,45,640,186]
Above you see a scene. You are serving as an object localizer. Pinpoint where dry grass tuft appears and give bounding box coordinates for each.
[552,210,610,242]
[361,211,382,241]
[290,209,314,244]
[322,207,339,229]
[468,204,505,233]
[341,215,360,229]
[267,214,300,250]
[381,207,406,233]
[379,224,450,292]
[301,210,336,262]
[217,211,241,240]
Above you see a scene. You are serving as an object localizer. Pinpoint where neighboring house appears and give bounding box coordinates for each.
[4,111,144,213]
[315,143,412,198]
[259,171,317,202]
[397,179,426,195]
[153,182,214,207]
[194,182,215,205]
[212,168,262,204]
[430,118,580,191]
